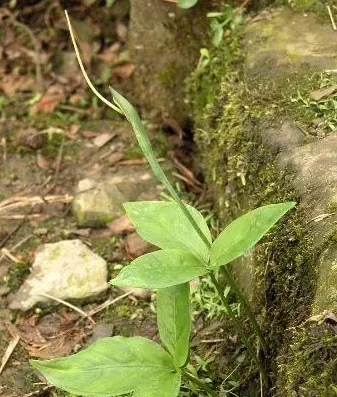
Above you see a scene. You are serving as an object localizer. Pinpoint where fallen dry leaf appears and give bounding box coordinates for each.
[125,232,155,259]
[93,132,116,148]
[111,63,135,82]
[81,130,97,139]
[0,74,34,97]
[68,124,80,137]
[310,86,337,101]
[108,215,135,236]
[116,21,128,42]
[25,328,85,359]
[36,153,50,169]
[99,43,121,64]
[17,312,86,359]
[30,84,65,114]
[0,333,20,375]
[69,93,84,105]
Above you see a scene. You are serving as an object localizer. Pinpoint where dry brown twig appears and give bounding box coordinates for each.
[0,323,21,375]
[39,293,95,325]
[86,290,133,317]
[0,194,73,214]
[327,5,337,31]
[1,137,7,162]
[0,234,33,264]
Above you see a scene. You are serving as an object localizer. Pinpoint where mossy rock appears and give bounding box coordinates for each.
[188,6,337,396]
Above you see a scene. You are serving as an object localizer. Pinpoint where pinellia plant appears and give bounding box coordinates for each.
[30,11,295,397]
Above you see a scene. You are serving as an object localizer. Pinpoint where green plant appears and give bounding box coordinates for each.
[30,12,296,397]
[192,272,239,320]
[207,5,243,47]
[291,72,337,132]
[178,0,199,9]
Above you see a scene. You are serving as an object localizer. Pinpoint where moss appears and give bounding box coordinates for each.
[277,320,337,396]
[3,261,30,291]
[158,62,179,89]
[186,13,335,394]
[92,237,119,263]
[282,0,337,16]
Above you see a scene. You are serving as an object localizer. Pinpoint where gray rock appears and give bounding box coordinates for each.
[245,9,337,78]
[72,167,161,228]
[8,240,108,311]
[72,178,126,227]
[88,323,114,344]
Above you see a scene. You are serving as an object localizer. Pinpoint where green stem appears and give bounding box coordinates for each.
[110,88,212,251]
[183,371,219,397]
[209,273,268,386]
[221,266,267,354]
[65,10,211,252]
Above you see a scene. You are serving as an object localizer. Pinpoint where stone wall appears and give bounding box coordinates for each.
[189,7,337,396]
[128,0,214,124]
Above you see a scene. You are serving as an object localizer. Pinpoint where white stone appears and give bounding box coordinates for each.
[72,178,126,227]
[8,240,108,311]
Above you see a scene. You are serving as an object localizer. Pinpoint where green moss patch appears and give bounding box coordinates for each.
[278,320,337,396]
[186,10,336,392]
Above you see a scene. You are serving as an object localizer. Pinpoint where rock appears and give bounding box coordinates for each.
[190,7,337,394]
[245,9,337,77]
[8,240,108,311]
[105,170,159,201]
[108,215,135,236]
[124,232,155,259]
[72,178,126,227]
[16,128,44,150]
[129,0,212,122]
[72,166,162,228]
[87,323,114,344]
[118,286,151,301]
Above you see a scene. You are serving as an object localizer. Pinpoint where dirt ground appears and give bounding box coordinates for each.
[0,2,231,396]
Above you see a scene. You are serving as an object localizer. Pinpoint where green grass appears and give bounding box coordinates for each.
[290,72,337,134]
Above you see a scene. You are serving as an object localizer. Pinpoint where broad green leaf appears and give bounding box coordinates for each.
[31,336,181,397]
[178,0,199,9]
[124,201,211,263]
[110,249,207,289]
[157,283,191,368]
[111,88,211,251]
[210,202,296,269]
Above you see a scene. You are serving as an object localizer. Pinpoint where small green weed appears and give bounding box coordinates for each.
[291,72,337,134]
[207,5,244,47]
[192,273,240,321]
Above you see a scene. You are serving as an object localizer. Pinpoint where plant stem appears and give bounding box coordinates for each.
[209,273,268,386]
[221,265,267,354]
[183,371,219,397]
